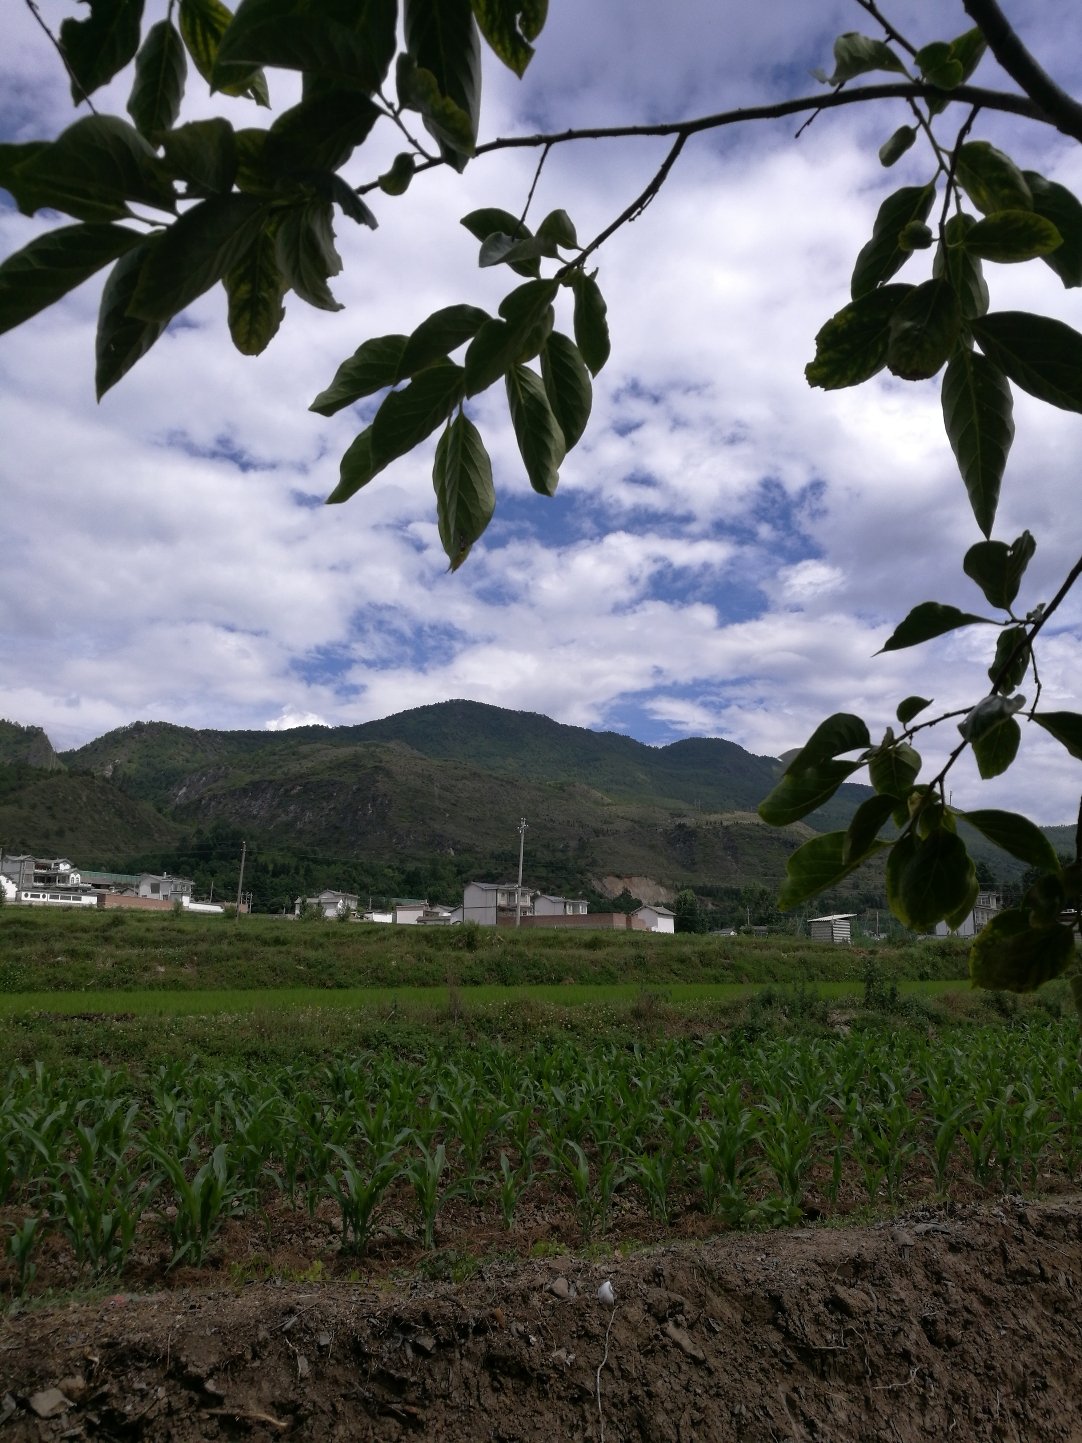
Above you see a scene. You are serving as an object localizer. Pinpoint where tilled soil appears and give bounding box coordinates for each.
[3,1195,1081,1443]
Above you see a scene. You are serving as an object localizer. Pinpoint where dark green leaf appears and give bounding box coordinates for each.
[310,335,408,416]
[829,32,906,84]
[470,0,546,76]
[274,201,343,311]
[969,908,1075,991]
[95,240,167,398]
[850,183,936,299]
[778,831,887,910]
[897,696,932,726]
[326,426,376,503]
[215,0,397,92]
[320,173,378,229]
[958,691,1025,743]
[128,20,187,138]
[785,713,871,773]
[961,809,1061,872]
[433,410,495,569]
[1031,711,1082,761]
[963,531,1035,609]
[933,212,989,318]
[1026,871,1066,923]
[536,208,578,249]
[570,270,610,375]
[478,232,557,267]
[898,220,933,251]
[541,331,592,450]
[955,142,1032,216]
[0,223,141,337]
[879,601,988,653]
[879,125,916,167]
[964,209,1062,262]
[461,207,539,277]
[379,153,416,196]
[505,363,565,495]
[971,311,1082,413]
[1025,171,1082,287]
[224,224,285,353]
[938,27,987,101]
[894,827,978,930]
[971,713,1021,779]
[10,116,176,222]
[179,0,270,105]
[161,119,238,195]
[464,280,557,395]
[371,359,465,472]
[988,625,1029,693]
[758,759,862,828]
[266,89,381,174]
[0,142,49,216]
[915,40,962,89]
[845,794,898,866]
[868,742,921,798]
[806,284,912,389]
[399,304,490,377]
[403,0,481,169]
[886,278,961,380]
[60,0,144,103]
[129,193,267,322]
[941,349,1014,537]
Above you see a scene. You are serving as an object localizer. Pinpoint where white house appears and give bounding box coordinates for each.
[137,873,194,904]
[295,889,359,919]
[462,881,533,926]
[534,894,589,918]
[809,913,857,944]
[632,904,675,934]
[934,890,1002,938]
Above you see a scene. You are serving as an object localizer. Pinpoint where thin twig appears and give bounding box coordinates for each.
[518,142,551,229]
[568,134,687,274]
[22,0,96,112]
[854,0,921,59]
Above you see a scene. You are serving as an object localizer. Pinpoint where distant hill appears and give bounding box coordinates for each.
[0,720,64,771]
[0,766,182,864]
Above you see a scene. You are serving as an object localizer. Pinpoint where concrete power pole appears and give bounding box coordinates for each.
[515,818,528,928]
[235,841,247,919]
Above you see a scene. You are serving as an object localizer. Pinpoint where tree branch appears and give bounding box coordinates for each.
[963,0,1082,143]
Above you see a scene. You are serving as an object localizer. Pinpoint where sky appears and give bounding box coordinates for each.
[2,0,1081,825]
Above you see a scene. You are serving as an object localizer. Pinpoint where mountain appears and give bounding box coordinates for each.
[0,766,182,863]
[0,720,64,771]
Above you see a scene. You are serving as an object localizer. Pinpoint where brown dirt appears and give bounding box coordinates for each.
[3,1196,1082,1442]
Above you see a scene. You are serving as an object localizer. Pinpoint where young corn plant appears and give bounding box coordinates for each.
[323,1140,406,1254]
[150,1142,252,1268]
[6,1215,43,1295]
[405,1139,458,1251]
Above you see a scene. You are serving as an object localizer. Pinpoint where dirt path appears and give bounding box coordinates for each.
[3,1196,1082,1442]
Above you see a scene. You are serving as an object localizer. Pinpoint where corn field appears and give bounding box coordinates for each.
[3,1023,1080,1293]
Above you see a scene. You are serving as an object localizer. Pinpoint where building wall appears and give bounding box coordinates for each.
[510,912,649,932]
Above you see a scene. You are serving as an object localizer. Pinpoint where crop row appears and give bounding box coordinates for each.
[3,1024,1080,1291]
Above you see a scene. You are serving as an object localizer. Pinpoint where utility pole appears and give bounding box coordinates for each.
[515,818,528,928]
[235,841,246,919]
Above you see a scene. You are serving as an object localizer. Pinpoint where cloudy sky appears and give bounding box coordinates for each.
[2,0,1081,824]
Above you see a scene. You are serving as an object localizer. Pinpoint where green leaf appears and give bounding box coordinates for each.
[915,41,963,89]
[569,270,610,375]
[129,193,267,322]
[868,742,921,798]
[879,601,988,652]
[128,20,188,138]
[8,116,176,223]
[785,713,871,773]
[897,696,932,726]
[0,224,142,337]
[886,278,961,381]
[470,0,546,76]
[964,209,1062,263]
[971,713,1022,779]
[1024,171,1082,287]
[433,410,496,569]
[845,794,898,866]
[758,759,862,828]
[962,531,1035,610]
[935,27,987,111]
[933,212,989,319]
[970,909,1075,992]
[309,335,409,416]
[464,280,558,395]
[1031,711,1082,761]
[326,426,376,503]
[941,350,1014,537]
[224,224,285,354]
[371,359,466,472]
[961,809,1061,872]
[958,691,1025,743]
[274,201,343,312]
[480,232,559,268]
[95,240,168,398]
[879,125,916,168]
[893,828,978,931]
[971,311,1082,413]
[400,304,491,378]
[505,364,565,495]
[379,153,416,196]
[829,32,906,84]
[266,90,381,174]
[955,142,1032,216]
[461,207,540,277]
[1026,872,1067,924]
[988,625,1030,693]
[0,142,49,216]
[60,0,145,103]
[806,284,912,389]
[778,831,887,910]
[214,0,397,92]
[161,119,238,195]
[850,183,936,299]
[536,208,578,250]
[540,331,592,450]
[403,0,481,169]
[179,0,270,105]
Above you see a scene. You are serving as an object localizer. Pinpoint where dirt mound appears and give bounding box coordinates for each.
[3,1196,1081,1442]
